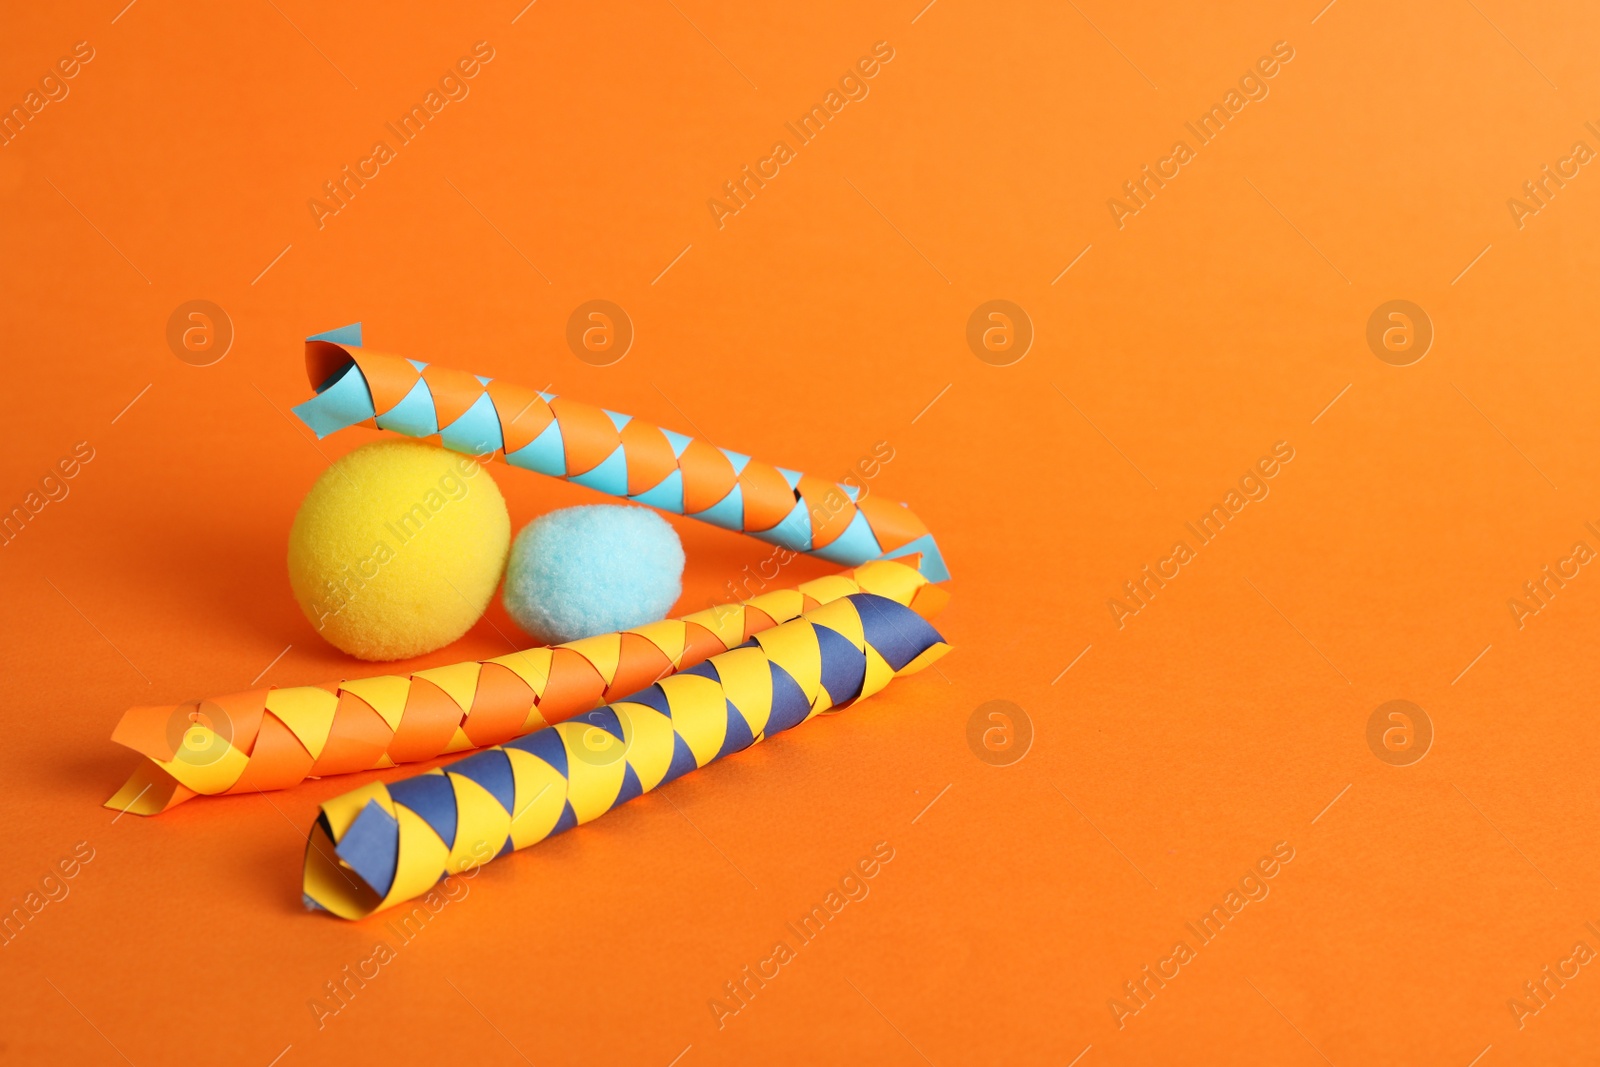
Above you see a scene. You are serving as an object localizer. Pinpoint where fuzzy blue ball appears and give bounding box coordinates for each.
[502,504,686,644]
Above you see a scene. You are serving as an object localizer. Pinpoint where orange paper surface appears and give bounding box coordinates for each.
[4,2,1600,1065]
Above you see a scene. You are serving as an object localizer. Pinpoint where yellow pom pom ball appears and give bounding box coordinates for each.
[287,441,511,661]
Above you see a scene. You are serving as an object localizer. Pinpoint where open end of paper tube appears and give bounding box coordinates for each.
[306,341,356,393]
[304,815,384,920]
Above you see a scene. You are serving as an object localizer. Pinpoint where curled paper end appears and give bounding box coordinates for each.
[105,761,192,817]
[295,338,375,438]
[306,816,384,919]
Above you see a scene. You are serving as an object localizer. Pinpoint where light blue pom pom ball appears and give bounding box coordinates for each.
[503,504,686,644]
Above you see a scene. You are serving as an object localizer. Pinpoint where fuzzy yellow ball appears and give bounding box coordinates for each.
[287,441,511,661]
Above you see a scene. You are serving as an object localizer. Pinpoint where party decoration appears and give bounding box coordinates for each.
[291,324,948,582]
[287,439,511,661]
[105,558,944,816]
[303,593,949,919]
[503,504,686,644]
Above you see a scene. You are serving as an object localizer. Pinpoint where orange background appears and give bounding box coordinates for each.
[4,1,1600,1063]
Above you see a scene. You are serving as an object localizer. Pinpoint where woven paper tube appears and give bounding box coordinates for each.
[290,323,948,582]
[105,559,945,817]
[303,593,948,919]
